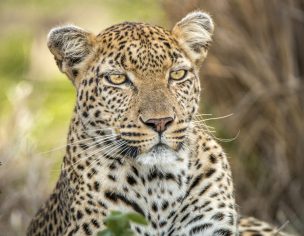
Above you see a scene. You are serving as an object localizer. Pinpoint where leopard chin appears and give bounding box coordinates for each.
[136,143,182,165]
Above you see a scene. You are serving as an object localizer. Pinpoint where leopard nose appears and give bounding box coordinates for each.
[142,117,174,133]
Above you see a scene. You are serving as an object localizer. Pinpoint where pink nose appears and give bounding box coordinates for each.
[142,117,174,133]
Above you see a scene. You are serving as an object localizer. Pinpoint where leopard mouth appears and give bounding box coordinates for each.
[153,140,184,153]
[150,143,170,153]
[136,143,180,165]
[120,139,184,158]
[118,143,169,159]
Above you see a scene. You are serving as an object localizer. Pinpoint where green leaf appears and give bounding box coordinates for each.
[109,211,122,216]
[97,229,112,236]
[123,229,135,236]
[106,214,129,231]
[97,211,148,236]
[126,213,148,225]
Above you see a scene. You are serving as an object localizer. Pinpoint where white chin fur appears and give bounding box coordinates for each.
[136,146,178,166]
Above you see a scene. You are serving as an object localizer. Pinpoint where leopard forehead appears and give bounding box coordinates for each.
[94,22,189,76]
[48,11,214,83]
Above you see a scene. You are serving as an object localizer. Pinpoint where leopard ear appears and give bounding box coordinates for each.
[47,25,95,84]
[172,11,214,64]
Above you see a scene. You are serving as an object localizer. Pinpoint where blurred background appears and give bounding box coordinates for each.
[0,0,303,235]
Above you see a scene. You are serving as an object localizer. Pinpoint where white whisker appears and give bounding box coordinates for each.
[61,137,120,171]
[38,133,118,155]
[194,113,213,117]
[199,113,234,122]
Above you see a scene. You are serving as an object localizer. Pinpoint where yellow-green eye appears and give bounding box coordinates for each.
[170,69,187,80]
[107,74,127,85]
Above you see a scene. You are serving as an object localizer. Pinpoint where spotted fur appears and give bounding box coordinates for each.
[27,11,291,236]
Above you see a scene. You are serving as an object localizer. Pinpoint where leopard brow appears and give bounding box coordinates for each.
[170,66,193,72]
[99,70,126,77]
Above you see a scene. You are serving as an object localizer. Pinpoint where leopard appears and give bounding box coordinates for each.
[27,11,292,236]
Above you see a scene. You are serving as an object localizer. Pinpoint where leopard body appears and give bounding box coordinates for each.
[27,12,291,236]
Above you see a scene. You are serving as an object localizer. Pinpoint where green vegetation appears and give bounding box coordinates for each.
[104,0,167,25]
[97,211,148,236]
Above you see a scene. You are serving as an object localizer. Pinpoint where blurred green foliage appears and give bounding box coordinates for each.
[103,0,167,24]
[0,33,31,78]
[0,33,31,113]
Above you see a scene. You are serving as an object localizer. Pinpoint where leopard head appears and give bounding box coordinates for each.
[47,11,214,164]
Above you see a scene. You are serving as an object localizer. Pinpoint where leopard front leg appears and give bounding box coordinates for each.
[167,135,238,236]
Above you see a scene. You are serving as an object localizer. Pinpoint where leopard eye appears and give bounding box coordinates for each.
[106,74,128,85]
[170,69,187,81]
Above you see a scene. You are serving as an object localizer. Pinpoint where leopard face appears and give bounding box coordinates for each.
[48,12,214,163]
